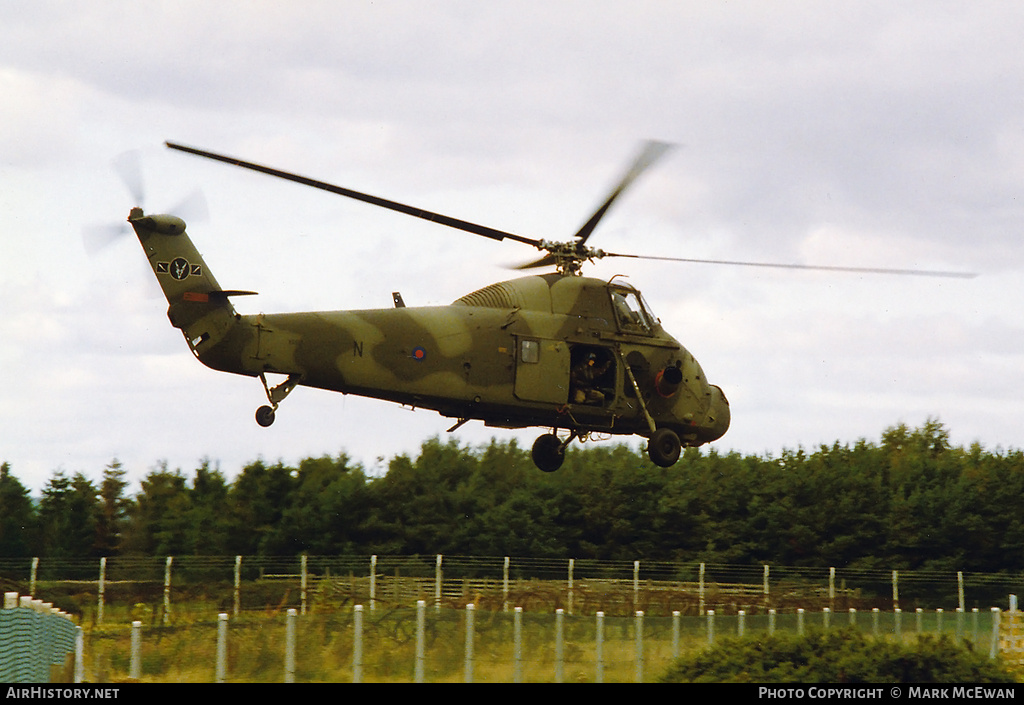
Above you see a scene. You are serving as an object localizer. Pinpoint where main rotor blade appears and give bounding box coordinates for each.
[166,141,541,247]
[603,252,978,278]
[572,140,673,246]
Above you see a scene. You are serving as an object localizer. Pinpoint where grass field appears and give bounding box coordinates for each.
[79,605,709,683]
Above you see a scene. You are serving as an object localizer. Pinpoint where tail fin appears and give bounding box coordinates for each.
[129,207,254,357]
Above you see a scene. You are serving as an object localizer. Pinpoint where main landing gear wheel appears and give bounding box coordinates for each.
[255,405,276,427]
[648,428,682,468]
[532,433,566,473]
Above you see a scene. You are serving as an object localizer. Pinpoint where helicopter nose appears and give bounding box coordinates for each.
[702,385,730,442]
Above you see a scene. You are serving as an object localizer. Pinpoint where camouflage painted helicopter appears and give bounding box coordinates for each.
[125,141,973,472]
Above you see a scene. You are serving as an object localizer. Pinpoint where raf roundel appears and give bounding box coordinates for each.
[412,346,427,361]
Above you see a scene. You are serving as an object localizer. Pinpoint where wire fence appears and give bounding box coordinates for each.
[2,554,1023,624]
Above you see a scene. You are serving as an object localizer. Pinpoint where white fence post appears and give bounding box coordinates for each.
[75,626,84,683]
[464,603,475,683]
[634,610,645,683]
[97,557,106,625]
[513,607,523,683]
[216,612,228,683]
[415,600,426,683]
[990,607,1001,660]
[555,608,564,683]
[353,604,363,683]
[130,620,142,680]
[595,611,605,684]
[30,557,38,596]
[706,609,715,644]
[163,556,173,625]
[671,610,680,659]
[738,609,746,636]
[285,608,297,683]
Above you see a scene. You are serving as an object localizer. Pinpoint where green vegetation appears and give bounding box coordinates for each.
[3,419,1024,575]
[660,627,1018,683]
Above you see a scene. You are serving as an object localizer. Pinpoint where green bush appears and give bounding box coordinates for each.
[660,627,1018,683]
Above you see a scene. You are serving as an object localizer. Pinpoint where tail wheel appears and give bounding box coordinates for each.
[255,405,276,427]
[531,433,566,473]
[648,428,681,468]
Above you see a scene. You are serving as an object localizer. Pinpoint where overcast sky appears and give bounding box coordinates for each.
[2,1,1022,494]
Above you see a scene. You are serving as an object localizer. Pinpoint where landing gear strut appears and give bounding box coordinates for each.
[256,372,300,427]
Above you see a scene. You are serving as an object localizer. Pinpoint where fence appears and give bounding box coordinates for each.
[2,554,1022,623]
[1,592,81,683]
[77,601,1024,683]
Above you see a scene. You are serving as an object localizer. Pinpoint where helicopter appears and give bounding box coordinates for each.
[124,140,975,472]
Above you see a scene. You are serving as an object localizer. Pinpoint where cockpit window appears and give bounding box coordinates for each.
[610,288,656,334]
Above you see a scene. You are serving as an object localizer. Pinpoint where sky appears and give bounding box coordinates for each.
[2,1,1023,495]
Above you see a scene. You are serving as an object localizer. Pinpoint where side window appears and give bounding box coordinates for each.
[611,290,654,334]
[520,339,540,364]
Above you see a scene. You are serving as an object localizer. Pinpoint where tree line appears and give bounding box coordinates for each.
[1,419,1023,574]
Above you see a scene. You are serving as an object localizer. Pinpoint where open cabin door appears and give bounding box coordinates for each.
[514,337,570,404]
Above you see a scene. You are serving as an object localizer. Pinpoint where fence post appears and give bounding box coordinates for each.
[75,626,84,684]
[633,560,640,613]
[738,610,746,637]
[285,608,297,683]
[699,562,706,615]
[30,557,38,596]
[464,603,475,683]
[706,609,715,644]
[233,555,242,617]
[555,608,564,683]
[894,608,902,638]
[892,570,899,611]
[672,610,681,659]
[567,559,574,616]
[353,605,363,683]
[163,556,173,625]
[797,608,805,636]
[873,607,880,637]
[823,607,831,630]
[514,607,523,683]
[369,555,377,611]
[130,621,142,680]
[300,555,308,616]
[958,571,965,613]
[415,600,426,683]
[216,612,228,683]
[635,610,645,683]
[596,611,605,684]
[434,555,442,611]
[990,607,1001,660]
[829,567,836,611]
[916,607,923,633]
[769,608,776,634]
[763,564,770,610]
[937,608,944,634]
[503,557,510,612]
[97,557,106,625]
